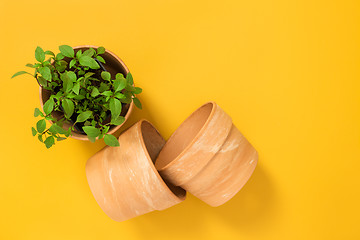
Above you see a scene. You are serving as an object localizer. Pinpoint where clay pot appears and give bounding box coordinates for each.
[40,45,134,140]
[86,120,186,222]
[155,102,258,207]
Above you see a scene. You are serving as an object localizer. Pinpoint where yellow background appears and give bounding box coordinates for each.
[0,0,359,239]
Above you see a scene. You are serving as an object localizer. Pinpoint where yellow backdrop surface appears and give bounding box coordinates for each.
[0,0,359,239]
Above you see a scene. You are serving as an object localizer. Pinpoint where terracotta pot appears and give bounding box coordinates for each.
[86,120,186,222]
[40,45,134,140]
[155,102,258,207]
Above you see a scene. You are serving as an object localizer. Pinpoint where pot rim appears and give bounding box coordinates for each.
[155,101,217,171]
[39,45,134,140]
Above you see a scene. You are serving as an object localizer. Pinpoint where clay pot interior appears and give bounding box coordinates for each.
[142,121,165,161]
[155,102,213,169]
[40,45,134,140]
[141,121,186,199]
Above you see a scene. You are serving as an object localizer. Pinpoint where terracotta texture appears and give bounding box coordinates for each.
[86,120,186,222]
[40,45,134,140]
[155,102,258,207]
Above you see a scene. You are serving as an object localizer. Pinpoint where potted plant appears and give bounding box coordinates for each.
[12,45,142,148]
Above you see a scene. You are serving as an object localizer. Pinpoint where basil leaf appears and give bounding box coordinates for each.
[104,134,120,147]
[59,45,74,58]
[76,111,92,123]
[62,99,74,118]
[35,46,45,62]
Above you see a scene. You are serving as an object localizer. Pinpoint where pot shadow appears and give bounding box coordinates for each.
[210,164,278,234]
[129,194,209,239]
[128,164,277,239]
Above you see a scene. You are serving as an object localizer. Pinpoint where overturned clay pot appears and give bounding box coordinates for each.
[155,102,258,207]
[86,120,186,222]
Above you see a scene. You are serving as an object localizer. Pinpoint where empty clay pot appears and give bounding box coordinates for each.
[40,45,134,140]
[155,102,258,207]
[86,119,186,222]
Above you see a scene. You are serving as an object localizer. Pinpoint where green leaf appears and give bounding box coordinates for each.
[96,55,105,63]
[38,67,51,81]
[133,97,142,109]
[91,87,100,97]
[11,71,31,78]
[37,76,47,87]
[55,61,67,72]
[83,48,95,57]
[45,115,56,121]
[79,56,99,69]
[38,134,43,142]
[48,124,58,134]
[26,63,36,68]
[44,136,55,148]
[76,49,82,58]
[55,53,64,60]
[72,82,80,95]
[115,73,125,79]
[36,119,46,133]
[62,99,74,118]
[88,136,96,142]
[84,72,95,79]
[51,123,67,134]
[76,111,92,122]
[113,78,127,92]
[109,98,121,120]
[43,98,54,115]
[122,92,132,103]
[67,71,77,81]
[64,128,72,137]
[101,71,111,81]
[102,91,112,97]
[126,72,133,85]
[99,82,109,92]
[45,50,55,56]
[66,93,76,99]
[34,108,44,117]
[97,46,105,54]
[125,85,136,92]
[73,94,85,100]
[59,45,74,58]
[111,116,125,125]
[69,59,76,69]
[104,134,120,147]
[57,137,67,141]
[98,132,105,140]
[114,92,125,99]
[83,126,101,138]
[62,73,73,93]
[31,127,37,136]
[35,46,45,62]
[134,87,142,94]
